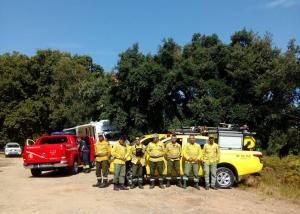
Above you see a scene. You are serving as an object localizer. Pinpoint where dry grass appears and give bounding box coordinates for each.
[240,155,300,203]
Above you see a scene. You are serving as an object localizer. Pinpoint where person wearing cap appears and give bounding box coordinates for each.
[165,134,182,188]
[111,136,130,191]
[130,137,146,189]
[93,134,111,188]
[146,134,165,189]
[182,134,202,190]
[78,137,90,173]
[203,136,220,190]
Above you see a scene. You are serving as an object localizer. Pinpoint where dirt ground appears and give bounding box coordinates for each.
[0,157,299,214]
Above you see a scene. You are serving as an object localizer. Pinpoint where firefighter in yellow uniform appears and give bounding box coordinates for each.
[93,134,111,188]
[165,134,182,188]
[130,137,146,189]
[146,133,165,189]
[182,134,202,190]
[203,136,220,190]
[111,136,130,191]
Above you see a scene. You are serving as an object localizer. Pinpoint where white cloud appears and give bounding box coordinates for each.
[266,0,300,7]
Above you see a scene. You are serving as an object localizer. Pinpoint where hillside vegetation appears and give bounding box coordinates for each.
[242,155,300,202]
[0,29,299,156]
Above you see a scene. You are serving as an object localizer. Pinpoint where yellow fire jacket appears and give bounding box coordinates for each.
[111,141,130,165]
[95,140,111,162]
[182,142,202,163]
[130,144,146,166]
[165,142,181,160]
[146,141,165,162]
[202,143,220,164]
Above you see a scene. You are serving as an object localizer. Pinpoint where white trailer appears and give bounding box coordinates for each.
[63,120,111,142]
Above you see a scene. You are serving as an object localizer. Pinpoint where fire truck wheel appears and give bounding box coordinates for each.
[31,169,42,177]
[68,159,79,175]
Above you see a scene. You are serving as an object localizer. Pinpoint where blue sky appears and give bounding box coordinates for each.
[0,0,299,71]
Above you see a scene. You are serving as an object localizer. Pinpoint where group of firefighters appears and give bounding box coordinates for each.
[90,133,220,191]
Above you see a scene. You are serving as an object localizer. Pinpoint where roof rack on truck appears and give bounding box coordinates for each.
[171,123,256,151]
[173,127,200,135]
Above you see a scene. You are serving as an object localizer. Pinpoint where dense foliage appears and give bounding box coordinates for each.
[1,29,299,155]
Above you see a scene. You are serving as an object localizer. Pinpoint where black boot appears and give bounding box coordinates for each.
[150,180,155,189]
[84,167,90,173]
[92,179,101,187]
[211,186,218,190]
[99,179,108,188]
[119,184,129,190]
[138,178,144,189]
[177,179,183,188]
[194,183,200,190]
[114,184,119,191]
[130,182,136,189]
[159,180,165,189]
[104,179,109,187]
[166,179,171,188]
[138,182,144,189]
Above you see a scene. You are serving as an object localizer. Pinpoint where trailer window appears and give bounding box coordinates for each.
[41,137,67,144]
[102,121,111,131]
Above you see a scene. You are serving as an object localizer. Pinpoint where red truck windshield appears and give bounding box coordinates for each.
[41,137,67,145]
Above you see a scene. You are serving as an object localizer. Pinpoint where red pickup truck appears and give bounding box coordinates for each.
[23,134,95,176]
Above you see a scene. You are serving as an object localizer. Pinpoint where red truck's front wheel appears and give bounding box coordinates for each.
[31,169,42,177]
[68,159,79,175]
